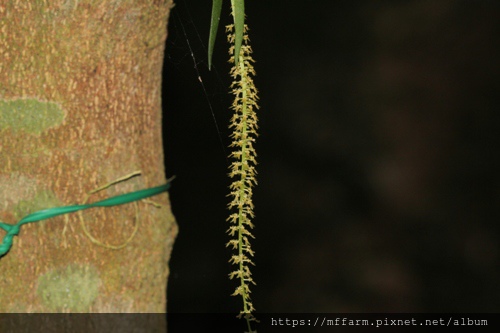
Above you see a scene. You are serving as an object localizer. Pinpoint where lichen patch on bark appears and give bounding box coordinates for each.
[13,190,63,220]
[37,264,101,312]
[0,99,65,135]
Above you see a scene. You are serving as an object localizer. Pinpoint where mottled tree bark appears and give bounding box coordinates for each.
[0,0,176,324]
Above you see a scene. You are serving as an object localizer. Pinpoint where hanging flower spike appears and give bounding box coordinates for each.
[226,23,259,333]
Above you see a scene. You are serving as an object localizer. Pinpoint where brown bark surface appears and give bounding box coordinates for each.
[0,0,176,318]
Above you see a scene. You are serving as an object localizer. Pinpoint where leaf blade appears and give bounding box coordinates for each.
[231,0,245,66]
[208,0,223,70]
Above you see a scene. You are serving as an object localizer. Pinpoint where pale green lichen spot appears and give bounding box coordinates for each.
[37,264,100,312]
[13,190,62,220]
[0,99,64,135]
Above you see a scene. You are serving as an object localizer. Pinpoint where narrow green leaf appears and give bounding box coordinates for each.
[208,0,223,70]
[231,0,245,66]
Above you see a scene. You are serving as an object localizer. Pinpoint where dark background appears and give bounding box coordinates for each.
[162,0,500,314]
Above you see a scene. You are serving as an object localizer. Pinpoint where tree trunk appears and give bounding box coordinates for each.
[0,0,177,323]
